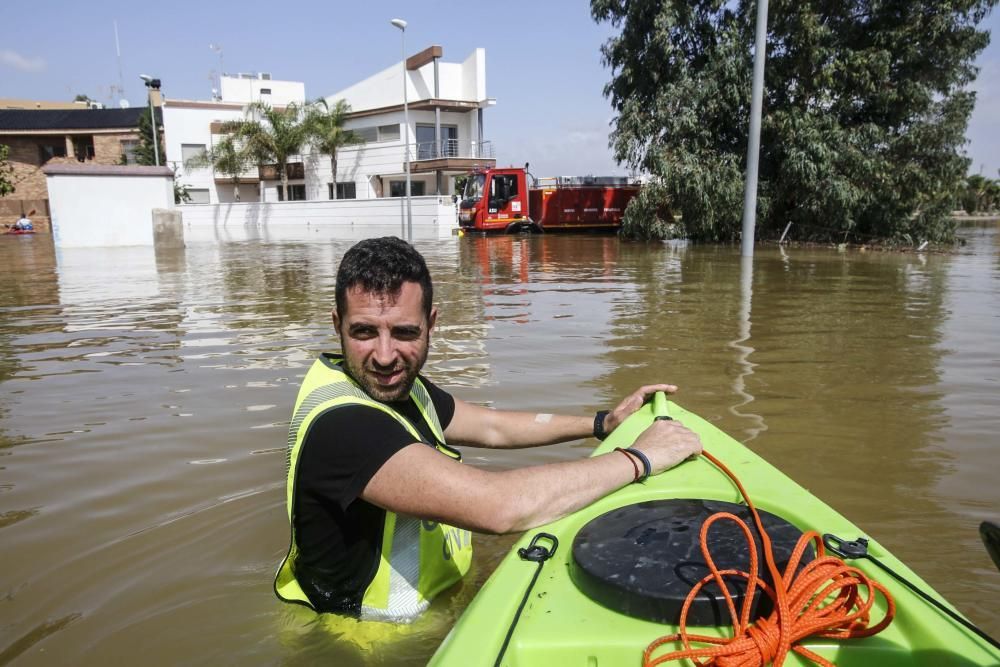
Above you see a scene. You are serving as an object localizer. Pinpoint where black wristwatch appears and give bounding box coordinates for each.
[593,410,610,441]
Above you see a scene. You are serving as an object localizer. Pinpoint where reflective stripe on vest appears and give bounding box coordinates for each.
[274,354,473,621]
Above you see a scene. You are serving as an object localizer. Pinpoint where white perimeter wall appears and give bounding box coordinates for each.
[178,196,458,240]
[47,173,174,248]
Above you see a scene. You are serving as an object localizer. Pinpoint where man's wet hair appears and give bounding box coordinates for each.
[335,236,433,320]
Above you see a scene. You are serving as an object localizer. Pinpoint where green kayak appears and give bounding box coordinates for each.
[430,394,999,666]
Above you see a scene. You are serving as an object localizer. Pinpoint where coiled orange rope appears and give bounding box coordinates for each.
[643,451,896,667]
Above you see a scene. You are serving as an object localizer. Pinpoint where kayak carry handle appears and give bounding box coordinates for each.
[652,391,670,419]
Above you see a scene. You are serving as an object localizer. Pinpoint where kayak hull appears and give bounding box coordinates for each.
[431,401,999,666]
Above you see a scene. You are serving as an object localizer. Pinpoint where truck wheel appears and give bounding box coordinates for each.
[505,221,543,234]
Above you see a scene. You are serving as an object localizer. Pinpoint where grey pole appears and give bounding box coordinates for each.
[391,18,413,241]
[740,0,769,258]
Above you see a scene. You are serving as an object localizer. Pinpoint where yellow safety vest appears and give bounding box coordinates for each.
[274,354,473,622]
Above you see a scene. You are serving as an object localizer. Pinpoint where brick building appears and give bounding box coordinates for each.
[0,107,160,231]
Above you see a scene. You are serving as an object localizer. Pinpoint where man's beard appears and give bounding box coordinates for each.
[343,347,428,403]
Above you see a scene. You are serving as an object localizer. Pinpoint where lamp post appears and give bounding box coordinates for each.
[739,0,769,258]
[139,74,161,167]
[391,18,412,240]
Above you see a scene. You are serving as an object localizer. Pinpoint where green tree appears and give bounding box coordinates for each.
[173,176,192,204]
[0,144,15,197]
[184,135,256,202]
[592,0,996,244]
[227,102,308,201]
[135,107,165,166]
[303,98,365,199]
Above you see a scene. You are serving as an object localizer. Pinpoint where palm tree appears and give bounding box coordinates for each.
[227,102,308,202]
[184,135,255,202]
[303,98,365,199]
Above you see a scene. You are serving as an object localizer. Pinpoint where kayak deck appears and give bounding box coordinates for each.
[431,402,999,666]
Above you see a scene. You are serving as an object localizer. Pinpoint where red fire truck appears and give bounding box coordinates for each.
[457,165,639,233]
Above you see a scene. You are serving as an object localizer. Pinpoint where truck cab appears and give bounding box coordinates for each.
[458,167,539,233]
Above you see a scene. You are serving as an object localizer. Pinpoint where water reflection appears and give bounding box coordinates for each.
[0,226,997,665]
[730,255,766,442]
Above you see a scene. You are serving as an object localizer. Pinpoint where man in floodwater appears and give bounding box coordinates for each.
[275,236,702,622]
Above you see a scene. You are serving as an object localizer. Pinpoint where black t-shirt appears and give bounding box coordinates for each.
[292,364,456,614]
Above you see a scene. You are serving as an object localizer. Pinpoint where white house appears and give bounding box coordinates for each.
[163,73,306,204]
[324,46,495,201]
[164,46,495,206]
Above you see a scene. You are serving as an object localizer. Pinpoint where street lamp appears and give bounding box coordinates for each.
[139,74,161,167]
[391,18,412,240]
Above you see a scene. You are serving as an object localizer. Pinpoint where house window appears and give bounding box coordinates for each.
[39,142,67,162]
[277,184,307,201]
[351,125,399,143]
[378,124,400,142]
[187,189,210,204]
[181,143,207,165]
[329,182,356,199]
[390,180,425,197]
[120,139,139,165]
[73,136,95,161]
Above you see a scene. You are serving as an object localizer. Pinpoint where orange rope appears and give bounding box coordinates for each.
[643,451,896,667]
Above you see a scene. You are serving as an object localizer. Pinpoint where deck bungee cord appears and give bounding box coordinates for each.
[822,533,1000,653]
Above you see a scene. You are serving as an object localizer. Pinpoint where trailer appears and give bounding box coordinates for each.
[457,166,639,234]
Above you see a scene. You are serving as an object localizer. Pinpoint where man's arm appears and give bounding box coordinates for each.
[361,416,702,534]
[444,383,678,449]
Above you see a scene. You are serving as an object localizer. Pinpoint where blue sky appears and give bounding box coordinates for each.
[3,1,998,178]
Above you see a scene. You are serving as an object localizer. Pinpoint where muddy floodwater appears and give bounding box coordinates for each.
[1,224,998,665]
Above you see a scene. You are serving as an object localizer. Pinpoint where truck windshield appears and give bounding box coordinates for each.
[464,174,485,201]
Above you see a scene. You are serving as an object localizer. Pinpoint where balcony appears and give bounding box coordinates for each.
[259,160,305,181]
[410,139,496,173]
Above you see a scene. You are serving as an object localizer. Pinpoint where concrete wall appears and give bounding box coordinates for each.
[219,76,305,106]
[43,165,175,247]
[178,196,458,240]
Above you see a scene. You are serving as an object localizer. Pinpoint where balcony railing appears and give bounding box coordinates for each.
[414,139,495,161]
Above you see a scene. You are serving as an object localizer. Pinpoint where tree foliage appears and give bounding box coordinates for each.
[135,107,165,166]
[184,135,256,202]
[592,0,997,244]
[303,98,365,198]
[226,102,308,201]
[0,144,15,197]
[961,173,1000,213]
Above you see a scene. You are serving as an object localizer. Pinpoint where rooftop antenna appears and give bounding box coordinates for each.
[209,43,224,92]
[113,20,125,106]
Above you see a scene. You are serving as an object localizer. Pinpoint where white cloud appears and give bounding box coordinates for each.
[0,49,45,73]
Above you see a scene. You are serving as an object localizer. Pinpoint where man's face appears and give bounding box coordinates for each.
[333,281,436,403]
